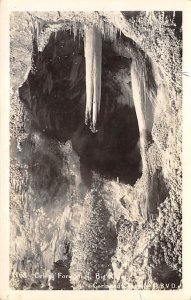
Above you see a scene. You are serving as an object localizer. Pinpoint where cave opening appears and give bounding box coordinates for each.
[19,28,142,186]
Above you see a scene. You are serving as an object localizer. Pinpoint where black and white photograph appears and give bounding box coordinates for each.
[1,3,191,298]
[8,10,183,291]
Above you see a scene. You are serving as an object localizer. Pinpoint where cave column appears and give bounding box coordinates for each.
[84,25,102,133]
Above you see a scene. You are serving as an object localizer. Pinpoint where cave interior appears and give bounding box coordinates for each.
[19,28,142,187]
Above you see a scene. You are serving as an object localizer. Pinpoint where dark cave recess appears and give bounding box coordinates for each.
[19,29,142,185]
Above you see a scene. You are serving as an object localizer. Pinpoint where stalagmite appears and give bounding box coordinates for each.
[84,25,102,133]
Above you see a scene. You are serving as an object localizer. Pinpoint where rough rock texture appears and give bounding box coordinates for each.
[10,11,182,290]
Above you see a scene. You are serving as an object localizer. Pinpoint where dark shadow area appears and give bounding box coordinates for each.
[147,168,169,219]
[151,263,181,289]
[148,244,181,290]
[121,11,141,20]
[148,245,181,289]
[19,29,141,186]
[49,259,73,290]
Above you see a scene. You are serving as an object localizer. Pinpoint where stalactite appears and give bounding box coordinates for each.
[131,57,160,220]
[84,25,102,133]
[131,61,147,159]
[73,23,77,41]
[131,60,151,220]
